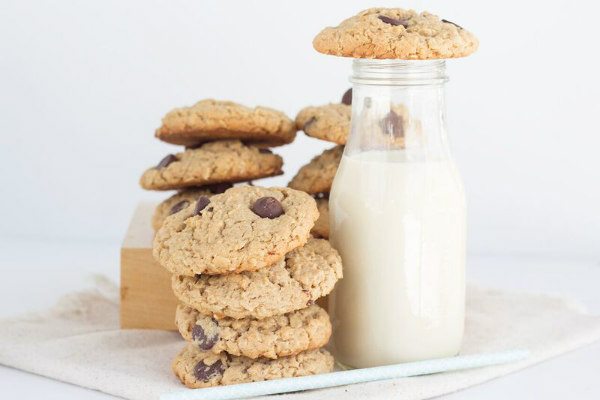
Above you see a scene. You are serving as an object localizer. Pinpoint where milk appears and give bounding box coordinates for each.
[329,150,466,368]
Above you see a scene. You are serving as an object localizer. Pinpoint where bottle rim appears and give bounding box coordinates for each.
[351,59,448,86]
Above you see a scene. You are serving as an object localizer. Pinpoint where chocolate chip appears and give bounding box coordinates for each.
[169,200,190,215]
[251,197,284,219]
[185,143,203,150]
[377,15,409,28]
[156,154,177,169]
[341,88,352,105]
[380,111,405,138]
[303,117,317,131]
[314,192,329,200]
[204,182,233,194]
[193,196,211,216]
[191,320,219,350]
[259,148,273,154]
[194,360,224,382]
[442,19,463,29]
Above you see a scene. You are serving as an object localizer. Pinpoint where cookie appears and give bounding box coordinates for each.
[311,198,329,239]
[172,344,334,389]
[171,238,343,319]
[357,103,420,150]
[296,99,419,149]
[154,186,318,276]
[175,304,331,359]
[152,185,233,231]
[288,146,343,195]
[155,99,297,147]
[295,103,350,144]
[139,140,283,191]
[313,8,478,59]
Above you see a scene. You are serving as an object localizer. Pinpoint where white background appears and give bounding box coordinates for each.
[0,0,599,258]
[1,1,600,399]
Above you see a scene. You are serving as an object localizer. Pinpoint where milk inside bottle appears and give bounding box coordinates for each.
[328,60,466,368]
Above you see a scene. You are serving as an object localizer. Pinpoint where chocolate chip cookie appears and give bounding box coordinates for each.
[172,344,334,389]
[155,99,297,147]
[171,238,343,319]
[288,146,343,195]
[175,304,331,359]
[154,186,318,276]
[152,184,233,231]
[295,103,350,144]
[311,198,329,239]
[139,140,283,191]
[313,8,478,59]
[353,107,419,155]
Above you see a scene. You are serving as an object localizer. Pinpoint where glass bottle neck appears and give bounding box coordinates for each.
[347,60,451,162]
[352,59,448,86]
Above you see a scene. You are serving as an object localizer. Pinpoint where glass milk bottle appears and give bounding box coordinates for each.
[329,60,466,368]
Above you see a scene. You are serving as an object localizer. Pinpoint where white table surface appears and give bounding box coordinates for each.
[0,238,599,399]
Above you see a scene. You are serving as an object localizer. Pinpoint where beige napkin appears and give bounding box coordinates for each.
[1,275,599,400]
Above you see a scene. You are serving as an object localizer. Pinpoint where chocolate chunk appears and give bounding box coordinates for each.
[259,148,273,154]
[191,321,219,350]
[193,196,211,216]
[380,110,405,138]
[341,88,352,105]
[442,19,463,29]
[194,359,224,382]
[377,15,409,28]
[156,154,177,169]
[303,117,317,131]
[170,200,190,215]
[251,197,284,219]
[205,182,233,194]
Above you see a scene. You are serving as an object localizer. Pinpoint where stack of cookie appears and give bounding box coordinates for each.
[289,90,351,238]
[139,99,297,231]
[153,186,342,388]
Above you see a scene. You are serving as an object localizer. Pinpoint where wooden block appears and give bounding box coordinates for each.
[120,202,178,330]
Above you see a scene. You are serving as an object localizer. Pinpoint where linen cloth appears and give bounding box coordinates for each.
[1,276,599,400]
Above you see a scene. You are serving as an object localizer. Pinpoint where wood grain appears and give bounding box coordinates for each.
[120,202,177,330]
